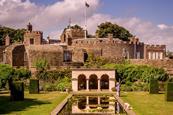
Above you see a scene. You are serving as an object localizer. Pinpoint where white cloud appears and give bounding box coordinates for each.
[0,0,173,51]
[84,14,173,51]
[0,0,42,28]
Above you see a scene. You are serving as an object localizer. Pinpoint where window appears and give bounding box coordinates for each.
[137,52,140,59]
[63,51,72,62]
[30,38,34,44]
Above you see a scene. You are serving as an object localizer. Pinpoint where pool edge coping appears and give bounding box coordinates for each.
[114,95,136,115]
[50,94,72,115]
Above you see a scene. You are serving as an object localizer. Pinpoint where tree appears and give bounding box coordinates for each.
[0,26,25,45]
[84,53,108,68]
[96,22,133,41]
[0,64,14,88]
[34,58,49,80]
[0,64,31,89]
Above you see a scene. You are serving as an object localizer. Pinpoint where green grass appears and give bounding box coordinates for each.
[121,92,173,115]
[0,91,68,115]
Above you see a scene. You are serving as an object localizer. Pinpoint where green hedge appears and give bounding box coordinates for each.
[29,79,39,94]
[165,82,173,101]
[10,81,24,101]
[102,64,168,83]
[149,79,159,94]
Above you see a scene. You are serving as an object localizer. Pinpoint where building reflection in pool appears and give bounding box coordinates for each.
[58,95,125,115]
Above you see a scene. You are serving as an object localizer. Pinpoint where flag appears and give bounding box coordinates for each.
[85,2,89,8]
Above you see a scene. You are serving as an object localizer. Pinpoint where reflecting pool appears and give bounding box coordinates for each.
[58,95,126,115]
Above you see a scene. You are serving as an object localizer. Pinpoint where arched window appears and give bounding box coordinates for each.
[89,74,98,90]
[78,74,86,90]
[100,74,109,90]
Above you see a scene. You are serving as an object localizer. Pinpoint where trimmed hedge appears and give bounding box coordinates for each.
[29,79,39,94]
[10,81,24,101]
[165,82,173,101]
[149,79,159,94]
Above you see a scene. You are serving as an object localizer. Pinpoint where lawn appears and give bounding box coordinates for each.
[121,92,173,115]
[0,91,68,115]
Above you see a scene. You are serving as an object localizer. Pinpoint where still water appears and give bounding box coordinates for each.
[58,95,126,115]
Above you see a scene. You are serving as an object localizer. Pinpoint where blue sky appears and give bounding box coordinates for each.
[30,0,173,25]
[1,0,173,50]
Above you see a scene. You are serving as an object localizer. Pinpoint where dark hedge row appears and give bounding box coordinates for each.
[149,79,159,94]
[29,79,39,94]
[10,81,24,101]
[165,82,173,101]
[103,64,168,83]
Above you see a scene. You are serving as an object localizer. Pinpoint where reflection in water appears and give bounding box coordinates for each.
[89,97,98,109]
[58,95,126,115]
[78,97,86,109]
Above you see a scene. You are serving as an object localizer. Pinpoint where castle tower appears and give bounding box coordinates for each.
[60,25,85,45]
[23,23,43,45]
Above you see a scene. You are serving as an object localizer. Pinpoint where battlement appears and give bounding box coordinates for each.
[145,44,166,49]
[25,30,43,35]
[72,37,144,46]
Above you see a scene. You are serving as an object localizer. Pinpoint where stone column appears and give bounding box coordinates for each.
[98,79,100,91]
[86,79,89,91]
[86,96,89,105]
[98,96,100,105]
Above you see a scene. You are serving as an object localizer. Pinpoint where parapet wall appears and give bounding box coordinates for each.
[145,44,166,50]
[130,59,173,68]
[72,38,144,59]
[72,38,144,46]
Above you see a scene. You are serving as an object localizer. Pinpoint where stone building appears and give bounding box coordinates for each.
[0,23,168,70]
[72,68,116,92]
[23,23,43,45]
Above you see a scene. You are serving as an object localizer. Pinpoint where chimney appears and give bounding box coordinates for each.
[5,35,10,46]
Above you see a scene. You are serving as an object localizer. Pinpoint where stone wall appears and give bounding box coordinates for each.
[5,44,25,67]
[144,44,166,59]
[23,31,43,45]
[71,38,144,61]
[26,45,64,68]
[0,46,7,63]
[130,59,173,68]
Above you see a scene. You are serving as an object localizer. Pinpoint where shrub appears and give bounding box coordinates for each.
[149,78,159,94]
[10,81,24,101]
[43,83,56,91]
[0,64,14,89]
[14,67,31,81]
[29,79,39,94]
[165,82,173,101]
[56,77,71,91]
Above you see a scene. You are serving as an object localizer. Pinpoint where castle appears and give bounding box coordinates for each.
[0,23,169,71]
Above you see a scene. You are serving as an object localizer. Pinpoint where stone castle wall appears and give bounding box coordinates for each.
[130,59,173,68]
[0,46,7,63]
[26,45,64,68]
[72,38,144,60]
[5,44,25,67]
[144,44,166,59]
[23,31,43,45]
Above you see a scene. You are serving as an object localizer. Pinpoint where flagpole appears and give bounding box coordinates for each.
[84,2,87,39]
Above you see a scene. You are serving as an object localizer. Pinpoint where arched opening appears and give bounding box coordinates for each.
[78,96,86,110]
[89,74,98,90]
[100,74,109,90]
[78,74,86,90]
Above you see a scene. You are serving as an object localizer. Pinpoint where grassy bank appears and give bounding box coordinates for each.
[0,91,68,115]
[121,92,173,115]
